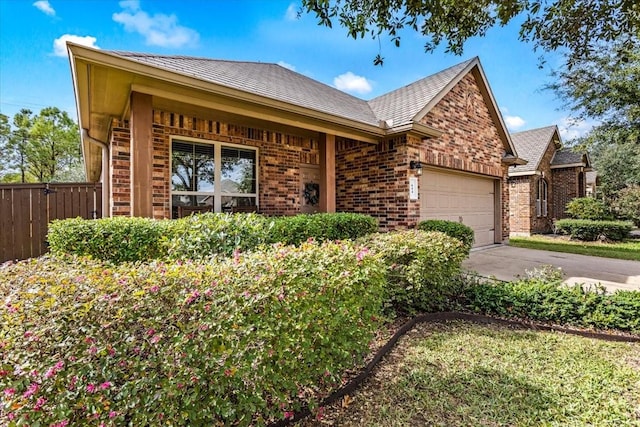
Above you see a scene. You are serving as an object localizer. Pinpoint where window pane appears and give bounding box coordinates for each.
[171,142,194,191]
[221,147,256,194]
[171,141,215,192]
[171,194,214,219]
[221,196,257,212]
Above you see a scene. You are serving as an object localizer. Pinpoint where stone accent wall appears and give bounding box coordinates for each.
[419,72,510,239]
[108,110,320,219]
[335,137,410,230]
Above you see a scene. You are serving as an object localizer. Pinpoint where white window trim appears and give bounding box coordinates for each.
[170,136,259,214]
[536,178,548,217]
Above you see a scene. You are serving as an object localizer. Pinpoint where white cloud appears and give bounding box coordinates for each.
[277,61,296,71]
[504,115,526,130]
[558,117,597,142]
[333,72,372,95]
[53,34,99,57]
[33,0,55,16]
[285,3,298,21]
[113,0,199,48]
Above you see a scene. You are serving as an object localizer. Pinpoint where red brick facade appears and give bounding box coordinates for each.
[508,142,556,235]
[108,110,320,219]
[105,70,511,242]
[552,167,586,220]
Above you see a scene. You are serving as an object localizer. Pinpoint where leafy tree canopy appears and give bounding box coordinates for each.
[300,0,640,67]
[0,107,83,183]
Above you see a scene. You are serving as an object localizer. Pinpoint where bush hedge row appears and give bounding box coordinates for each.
[555,218,633,241]
[361,230,468,314]
[0,240,385,426]
[416,219,474,252]
[463,276,640,333]
[48,212,378,263]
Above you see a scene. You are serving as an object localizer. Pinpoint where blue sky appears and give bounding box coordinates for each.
[0,0,594,140]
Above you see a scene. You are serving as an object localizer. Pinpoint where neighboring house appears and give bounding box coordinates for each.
[508,125,592,235]
[68,44,524,247]
[586,170,598,197]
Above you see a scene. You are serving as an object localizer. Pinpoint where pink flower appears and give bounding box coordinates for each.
[88,346,98,355]
[4,387,16,396]
[24,331,33,338]
[149,285,160,293]
[45,368,56,379]
[34,396,46,410]
[86,383,97,393]
[150,334,161,344]
[109,411,118,419]
[99,381,111,390]
[356,248,370,262]
[316,407,325,420]
[51,421,69,427]
[7,412,15,420]
[54,360,64,370]
[147,328,156,336]
[22,383,38,398]
[284,411,294,420]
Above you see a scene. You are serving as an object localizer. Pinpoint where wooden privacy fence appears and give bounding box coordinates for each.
[0,183,102,262]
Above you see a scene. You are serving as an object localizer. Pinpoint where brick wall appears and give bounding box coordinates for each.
[419,72,510,239]
[109,110,320,219]
[552,167,584,220]
[508,176,532,235]
[335,137,410,230]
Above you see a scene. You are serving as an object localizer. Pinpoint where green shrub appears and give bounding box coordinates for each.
[48,216,170,263]
[163,212,274,260]
[611,186,640,227]
[0,241,385,426]
[565,197,610,220]
[360,230,468,314]
[417,219,474,252]
[270,213,378,245]
[463,277,640,333]
[555,219,633,241]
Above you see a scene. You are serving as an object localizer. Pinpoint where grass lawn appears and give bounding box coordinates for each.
[509,234,640,261]
[301,321,640,426]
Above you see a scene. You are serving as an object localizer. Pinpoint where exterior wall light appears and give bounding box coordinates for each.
[410,160,423,176]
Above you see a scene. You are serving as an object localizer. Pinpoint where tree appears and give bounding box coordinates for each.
[300,0,639,67]
[547,37,640,138]
[0,107,83,183]
[0,113,10,178]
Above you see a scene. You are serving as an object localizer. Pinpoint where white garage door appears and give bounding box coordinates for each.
[420,169,497,247]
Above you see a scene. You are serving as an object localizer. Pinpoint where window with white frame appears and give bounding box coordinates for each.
[171,139,257,218]
[536,178,548,217]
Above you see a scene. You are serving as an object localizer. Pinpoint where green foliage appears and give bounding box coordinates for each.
[0,241,385,426]
[0,107,83,183]
[417,219,474,252]
[564,197,610,220]
[611,185,640,227]
[48,216,170,263]
[555,219,632,241]
[360,230,468,314]
[270,213,378,245]
[463,276,640,333]
[163,212,274,260]
[301,1,638,68]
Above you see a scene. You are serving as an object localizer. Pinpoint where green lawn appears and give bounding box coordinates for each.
[509,234,640,261]
[302,321,640,426]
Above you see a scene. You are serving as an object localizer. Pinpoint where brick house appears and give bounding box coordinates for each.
[68,43,524,247]
[508,125,592,235]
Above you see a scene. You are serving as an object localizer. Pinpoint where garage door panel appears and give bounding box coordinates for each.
[420,169,497,248]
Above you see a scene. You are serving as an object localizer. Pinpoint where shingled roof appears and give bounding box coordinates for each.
[551,147,590,167]
[367,59,475,126]
[110,51,380,126]
[508,125,560,175]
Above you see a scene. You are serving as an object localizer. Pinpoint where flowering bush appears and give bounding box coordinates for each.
[360,230,468,314]
[0,241,385,426]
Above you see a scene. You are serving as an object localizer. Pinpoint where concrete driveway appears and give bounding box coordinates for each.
[463,245,640,292]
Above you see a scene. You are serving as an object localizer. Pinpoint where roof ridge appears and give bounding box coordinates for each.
[510,125,558,136]
[106,50,276,66]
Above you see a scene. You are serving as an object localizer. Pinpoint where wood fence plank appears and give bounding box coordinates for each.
[0,188,15,262]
